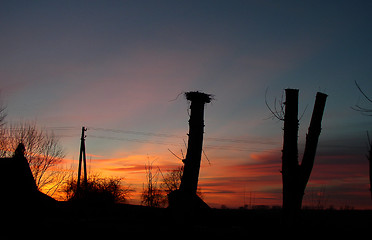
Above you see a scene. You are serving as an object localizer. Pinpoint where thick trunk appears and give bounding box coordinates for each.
[282,89,300,215]
[170,91,211,210]
[179,100,205,195]
[281,89,327,223]
[300,92,328,191]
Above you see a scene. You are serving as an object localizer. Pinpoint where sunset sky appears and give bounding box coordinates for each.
[1,1,372,208]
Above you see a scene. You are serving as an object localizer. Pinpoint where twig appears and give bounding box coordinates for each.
[168,148,183,161]
[202,148,211,165]
[168,91,185,102]
[265,87,284,121]
[355,81,372,103]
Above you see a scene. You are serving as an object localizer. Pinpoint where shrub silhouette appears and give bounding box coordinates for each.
[63,174,131,204]
[141,161,164,207]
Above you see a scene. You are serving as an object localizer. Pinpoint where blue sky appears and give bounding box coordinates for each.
[1,1,372,208]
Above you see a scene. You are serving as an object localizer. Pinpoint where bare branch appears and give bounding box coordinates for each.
[168,148,183,161]
[0,121,66,193]
[141,159,164,207]
[355,80,372,103]
[351,105,372,116]
[265,87,284,121]
[202,148,211,165]
[352,81,372,116]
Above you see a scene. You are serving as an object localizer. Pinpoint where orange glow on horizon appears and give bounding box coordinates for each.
[40,146,372,209]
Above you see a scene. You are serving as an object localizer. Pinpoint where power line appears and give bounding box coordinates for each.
[4,125,365,152]
[88,127,182,138]
[4,125,277,152]
[87,126,279,145]
[87,134,275,153]
[23,125,277,146]
[87,134,180,147]
[4,125,366,154]
[204,137,278,145]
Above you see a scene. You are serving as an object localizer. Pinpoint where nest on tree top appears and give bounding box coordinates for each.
[185,91,213,103]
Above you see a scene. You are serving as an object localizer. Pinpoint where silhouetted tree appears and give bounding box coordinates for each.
[141,160,164,207]
[179,92,212,196]
[160,166,184,195]
[269,89,327,223]
[168,91,211,210]
[0,121,66,195]
[159,166,204,207]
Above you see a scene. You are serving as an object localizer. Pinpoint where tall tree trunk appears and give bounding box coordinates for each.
[282,89,327,223]
[168,91,211,210]
[179,95,207,195]
[300,92,328,195]
[282,89,301,219]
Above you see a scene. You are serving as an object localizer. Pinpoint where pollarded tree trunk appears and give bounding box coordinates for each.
[282,89,300,216]
[282,89,327,223]
[300,92,328,195]
[179,92,209,196]
[168,91,211,210]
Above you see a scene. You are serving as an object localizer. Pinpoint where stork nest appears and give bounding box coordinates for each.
[185,91,213,103]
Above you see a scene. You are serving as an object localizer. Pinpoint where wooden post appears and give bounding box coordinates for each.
[76,127,87,194]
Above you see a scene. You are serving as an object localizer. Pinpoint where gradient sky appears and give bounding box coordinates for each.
[1,1,372,208]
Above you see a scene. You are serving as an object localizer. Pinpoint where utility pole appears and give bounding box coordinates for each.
[76,127,87,195]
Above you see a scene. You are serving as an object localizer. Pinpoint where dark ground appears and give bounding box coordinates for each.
[3,201,371,238]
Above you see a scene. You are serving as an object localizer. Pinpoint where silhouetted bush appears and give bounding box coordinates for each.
[62,174,131,204]
[141,161,164,207]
